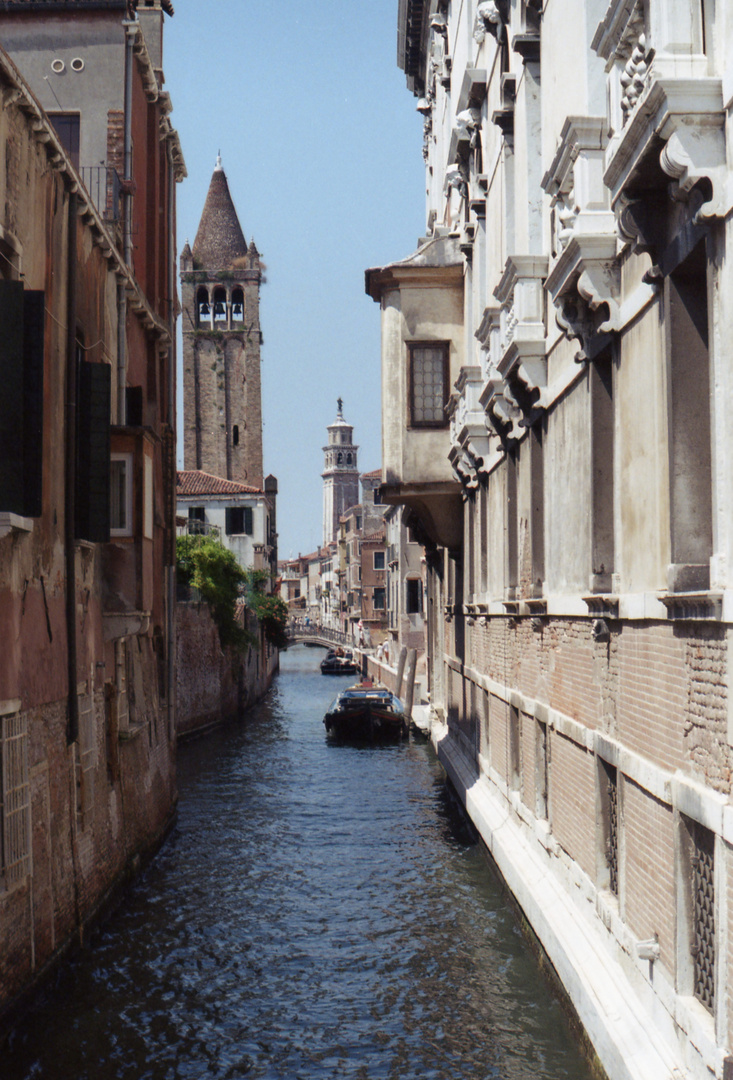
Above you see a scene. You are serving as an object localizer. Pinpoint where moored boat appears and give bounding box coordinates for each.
[323,683,406,742]
[320,647,358,675]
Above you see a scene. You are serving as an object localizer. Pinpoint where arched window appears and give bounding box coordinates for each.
[337,452,343,464]
[197,287,211,327]
[231,288,244,326]
[213,287,227,324]
[346,453,352,465]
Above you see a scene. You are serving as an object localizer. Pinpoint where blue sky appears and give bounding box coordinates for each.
[164,2,426,559]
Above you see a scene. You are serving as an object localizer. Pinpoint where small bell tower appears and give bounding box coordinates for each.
[180,154,263,487]
[322,398,359,546]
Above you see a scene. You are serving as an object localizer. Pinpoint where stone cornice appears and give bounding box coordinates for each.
[494,254,549,305]
[542,116,608,198]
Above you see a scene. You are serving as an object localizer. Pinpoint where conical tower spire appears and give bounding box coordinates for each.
[192,154,248,268]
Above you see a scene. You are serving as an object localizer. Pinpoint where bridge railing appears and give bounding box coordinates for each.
[285,622,353,647]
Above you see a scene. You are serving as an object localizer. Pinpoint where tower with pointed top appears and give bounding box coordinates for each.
[322,400,359,546]
[180,155,263,488]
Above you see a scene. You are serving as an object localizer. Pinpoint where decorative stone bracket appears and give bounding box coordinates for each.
[604,78,729,222]
[448,367,495,489]
[474,303,532,441]
[545,235,621,357]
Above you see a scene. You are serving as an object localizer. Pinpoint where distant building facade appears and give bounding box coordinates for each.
[176,470,277,581]
[367,3,733,1079]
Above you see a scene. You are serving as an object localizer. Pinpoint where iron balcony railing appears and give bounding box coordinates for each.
[80,165,122,223]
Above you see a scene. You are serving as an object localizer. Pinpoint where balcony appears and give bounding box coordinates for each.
[80,165,122,223]
[592,0,729,223]
[365,235,464,550]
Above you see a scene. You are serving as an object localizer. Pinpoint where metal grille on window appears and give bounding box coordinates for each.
[412,347,445,423]
[607,765,618,896]
[1,713,31,887]
[692,822,715,1012]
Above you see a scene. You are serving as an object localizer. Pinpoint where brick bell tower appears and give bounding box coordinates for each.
[180,154,263,488]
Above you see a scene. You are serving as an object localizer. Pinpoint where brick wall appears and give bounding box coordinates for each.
[548,731,595,878]
[621,777,676,972]
[176,602,274,738]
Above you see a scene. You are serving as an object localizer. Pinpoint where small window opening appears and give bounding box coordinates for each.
[231,288,244,324]
[213,287,227,324]
[233,424,239,447]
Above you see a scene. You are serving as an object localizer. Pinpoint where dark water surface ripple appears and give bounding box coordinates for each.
[5,646,594,1080]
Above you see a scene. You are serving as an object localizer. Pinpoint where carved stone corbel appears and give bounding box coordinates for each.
[659,125,729,222]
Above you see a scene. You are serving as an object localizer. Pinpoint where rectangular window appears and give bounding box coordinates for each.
[690,819,715,1012]
[1,713,31,889]
[374,550,385,570]
[226,506,245,535]
[509,705,521,792]
[408,342,449,428]
[76,358,111,543]
[602,760,619,896]
[536,720,548,820]
[188,506,205,534]
[406,578,422,614]
[48,112,80,170]
[143,453,153,540]
[373,587,386,609]
[0,283,45,518]
[110,453,133,536]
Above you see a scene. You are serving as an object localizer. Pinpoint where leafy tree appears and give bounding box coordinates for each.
[177,535,287,651]
[176,534,252,650]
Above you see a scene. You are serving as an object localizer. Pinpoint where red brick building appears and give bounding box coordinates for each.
[0,1,184,1028]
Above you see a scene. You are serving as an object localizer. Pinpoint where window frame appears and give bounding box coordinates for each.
[110,452,134,537]
[407,340,450,429]
[373,550,385,571]
[373,586,386,610]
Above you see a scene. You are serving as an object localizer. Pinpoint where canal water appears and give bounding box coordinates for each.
[5,645,595,1080]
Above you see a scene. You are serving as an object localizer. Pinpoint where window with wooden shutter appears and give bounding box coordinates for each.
[76,359,111,543]
[0,283,45,518]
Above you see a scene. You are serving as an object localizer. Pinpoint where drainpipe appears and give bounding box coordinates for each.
[123,22,135,269]
[65,190,79,744]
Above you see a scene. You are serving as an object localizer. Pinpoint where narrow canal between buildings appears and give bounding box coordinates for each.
[6,645,596,1080]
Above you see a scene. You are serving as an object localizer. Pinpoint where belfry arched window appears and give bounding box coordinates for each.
[213,287,227,324]
[231,288,244,326]
[197,287,211,327]
[346,453,352,465]
[337,452,343,464]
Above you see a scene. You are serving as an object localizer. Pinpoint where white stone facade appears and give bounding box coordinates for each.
[368,2,733,1077]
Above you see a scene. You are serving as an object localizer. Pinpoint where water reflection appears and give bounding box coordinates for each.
[5,646,593,1079]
